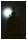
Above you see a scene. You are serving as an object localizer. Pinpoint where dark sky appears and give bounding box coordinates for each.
[1,1,26,39]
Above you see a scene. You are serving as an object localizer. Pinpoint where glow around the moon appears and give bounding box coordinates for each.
[3,7,12,18]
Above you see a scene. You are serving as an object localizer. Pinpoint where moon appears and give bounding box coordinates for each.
[3,7,12,18]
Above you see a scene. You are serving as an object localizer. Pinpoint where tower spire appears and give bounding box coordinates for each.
[12,3,15,12]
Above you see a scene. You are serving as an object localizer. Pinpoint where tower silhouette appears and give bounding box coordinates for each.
[4,6,23,39]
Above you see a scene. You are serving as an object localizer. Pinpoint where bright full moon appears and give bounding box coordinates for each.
[3,7,12,18]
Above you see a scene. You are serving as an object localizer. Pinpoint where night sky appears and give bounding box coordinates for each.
[1,1,26,39]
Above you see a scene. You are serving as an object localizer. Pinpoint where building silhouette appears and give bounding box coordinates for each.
[4,7,23,39]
